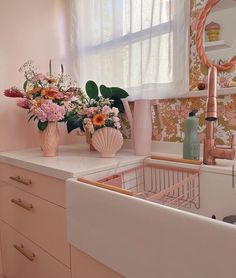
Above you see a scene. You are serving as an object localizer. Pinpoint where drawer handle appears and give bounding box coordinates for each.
[13,244,36,262]
[10,176,32,186]
[11,198,33,211]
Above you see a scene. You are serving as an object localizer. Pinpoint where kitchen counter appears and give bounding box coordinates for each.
[0,144,144,180]
[0,141,235,180]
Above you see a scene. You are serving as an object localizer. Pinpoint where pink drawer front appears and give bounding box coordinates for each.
[1,223,71,278]
[0,163,65,207]
[0,183,70,267]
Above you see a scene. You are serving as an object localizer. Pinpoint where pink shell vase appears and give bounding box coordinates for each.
[92,127,123,158]
[40,122,60,157]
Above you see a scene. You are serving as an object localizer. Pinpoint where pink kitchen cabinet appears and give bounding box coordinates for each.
[1,223,71,278]
[0,151,136,278]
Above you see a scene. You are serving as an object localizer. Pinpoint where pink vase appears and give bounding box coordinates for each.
[85,130,96,151]
[40,122,60,157]
[92,127,123,158]
[122,99,154,156]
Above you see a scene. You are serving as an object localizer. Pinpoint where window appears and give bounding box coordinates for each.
[71,0,189,99]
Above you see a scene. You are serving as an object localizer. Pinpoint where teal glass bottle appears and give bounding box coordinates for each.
[183,110,200,160]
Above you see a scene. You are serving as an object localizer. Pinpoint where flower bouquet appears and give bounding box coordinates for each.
[3,60,83,156]
[66,80,129,157]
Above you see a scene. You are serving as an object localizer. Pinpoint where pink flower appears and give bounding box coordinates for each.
[56,92,65,99]
[64,101,73,112]
[102,105,112,115]
[31,73,46,82]
[35,100,65,122]
[4,87,24,98]
[16,98,30,109]
[85,107,99,117]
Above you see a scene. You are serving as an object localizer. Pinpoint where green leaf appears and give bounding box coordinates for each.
[110,87,129,99]
[67,117,84,133]
[100,85,112,98]
[23,80,28,92]
[111,98,125,113]
[38,121,48,131]
[85,80,99,99]
[28,115,35,122]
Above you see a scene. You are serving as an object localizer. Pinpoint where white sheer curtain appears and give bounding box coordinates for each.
[71,0,189,100]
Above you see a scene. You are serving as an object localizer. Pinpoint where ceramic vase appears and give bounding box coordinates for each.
[85,130,96,151]
[92,127,123,158]
[40,122,60,157]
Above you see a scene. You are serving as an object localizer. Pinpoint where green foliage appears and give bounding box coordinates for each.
[85,80,99,99]
[110,87,129,99]
[38,121,48,131]
[85,80,129,100]
[28,115,35,122]
[23,80,28,92]
[110,97,125,113]
[67,116,84,133]
[100,85,112,98]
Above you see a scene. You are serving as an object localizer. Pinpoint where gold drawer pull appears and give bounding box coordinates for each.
[10,175,32,186]
[11,198,33,211]
[14,244,36,262]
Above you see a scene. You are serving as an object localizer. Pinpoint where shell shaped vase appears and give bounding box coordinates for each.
[40,122,60,157]
[92,127,123,158]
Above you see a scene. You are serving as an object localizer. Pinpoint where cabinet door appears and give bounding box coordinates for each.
[1,223,70,278]
[71,246,123,278]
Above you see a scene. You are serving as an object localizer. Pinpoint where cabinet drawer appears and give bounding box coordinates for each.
[1,223,71,278]
[0,163,65,207]
[0,183,70,266]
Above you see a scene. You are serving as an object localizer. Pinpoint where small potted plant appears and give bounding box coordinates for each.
[66,80,129,157]
[3,60,83,156]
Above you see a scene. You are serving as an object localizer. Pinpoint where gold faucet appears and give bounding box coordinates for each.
[203,66,235,165]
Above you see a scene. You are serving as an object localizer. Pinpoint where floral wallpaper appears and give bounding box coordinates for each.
[121,94,236,145]
[121,0,236,146]
[189,0,236,90]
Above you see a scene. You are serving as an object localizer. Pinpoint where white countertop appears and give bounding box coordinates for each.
[0,144,144,180]
[0,141,236,180]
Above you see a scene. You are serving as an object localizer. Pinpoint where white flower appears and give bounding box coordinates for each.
[114,122,121,129]
[112,107,119,116]
[113,116,120,123]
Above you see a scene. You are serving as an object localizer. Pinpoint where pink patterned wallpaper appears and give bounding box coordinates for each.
[121,0,236,146]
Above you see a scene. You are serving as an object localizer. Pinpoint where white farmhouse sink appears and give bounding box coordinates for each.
[66,158,236,278]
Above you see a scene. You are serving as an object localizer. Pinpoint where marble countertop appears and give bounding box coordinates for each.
[0,144,144,180]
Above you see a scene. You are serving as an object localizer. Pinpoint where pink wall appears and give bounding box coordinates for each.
[0,0,77,151]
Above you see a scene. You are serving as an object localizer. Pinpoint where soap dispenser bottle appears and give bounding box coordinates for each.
[183,110,200,160]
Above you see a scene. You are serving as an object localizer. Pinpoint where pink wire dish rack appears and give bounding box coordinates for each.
[97,163,200,209]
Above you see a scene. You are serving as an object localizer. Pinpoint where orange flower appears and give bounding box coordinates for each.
[41,88,57,99]
[26,86,41,97]
[92,113,105,126]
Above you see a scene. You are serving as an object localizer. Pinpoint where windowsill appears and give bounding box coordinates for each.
[177,87,236,99]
